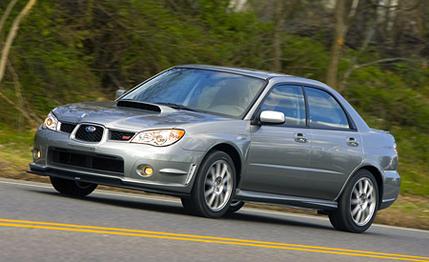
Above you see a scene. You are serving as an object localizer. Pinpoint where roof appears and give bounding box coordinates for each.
[174,64,331,91]
[175,64,288,80]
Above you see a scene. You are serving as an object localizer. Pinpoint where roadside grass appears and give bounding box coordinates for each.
[0,126,36,180]
[376,195,429,230]
[0,125,428,230]
[390,126,429,196]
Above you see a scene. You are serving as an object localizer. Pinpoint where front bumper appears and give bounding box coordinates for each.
[29,163,191,196]
[30,128,204,195]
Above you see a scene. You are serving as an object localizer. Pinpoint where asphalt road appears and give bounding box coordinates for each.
[0,178,428,262]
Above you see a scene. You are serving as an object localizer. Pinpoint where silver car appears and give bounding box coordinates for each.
[29,65,400,233]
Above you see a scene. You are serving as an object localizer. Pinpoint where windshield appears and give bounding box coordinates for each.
[121,68,266,118]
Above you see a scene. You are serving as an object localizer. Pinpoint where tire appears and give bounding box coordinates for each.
[329,169,379,233]
[50,177,97,197]
[181,197,195,214]
[226,200,245,214]
[183,151,236,218]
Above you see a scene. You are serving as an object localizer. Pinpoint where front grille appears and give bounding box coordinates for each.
[110,130,135,141]
[48,147,124,174]
[60,122,76,133]
[75,124,104,142]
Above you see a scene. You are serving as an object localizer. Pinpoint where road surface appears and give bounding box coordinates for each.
[0,178,428,262]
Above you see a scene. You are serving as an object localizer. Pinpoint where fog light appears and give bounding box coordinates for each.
[137,165,154,177]
[33,148,41,160]
[144,167,154,176]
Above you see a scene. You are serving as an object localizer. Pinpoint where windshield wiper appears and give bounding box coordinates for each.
[154,102,199,112]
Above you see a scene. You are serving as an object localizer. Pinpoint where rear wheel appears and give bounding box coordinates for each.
[329,169,379,233]
[182,151,236,218]
[50,177,97,197]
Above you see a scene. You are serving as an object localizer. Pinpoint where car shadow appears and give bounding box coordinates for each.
[225,212,331,230]
[29,189,188,215]
[28,188,334,231]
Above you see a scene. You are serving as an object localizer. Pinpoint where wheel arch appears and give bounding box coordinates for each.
[204,143,243,185]
[338,165,384,207]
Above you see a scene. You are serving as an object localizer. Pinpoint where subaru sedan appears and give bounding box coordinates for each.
[29,65,400,233]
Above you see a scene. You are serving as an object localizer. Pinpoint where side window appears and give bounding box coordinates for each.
[260,85,306,127]
[306,87,350,129]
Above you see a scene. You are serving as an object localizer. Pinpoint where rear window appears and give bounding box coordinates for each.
[306,87,350,129]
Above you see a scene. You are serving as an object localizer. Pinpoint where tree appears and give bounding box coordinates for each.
[326,0,346,88]
[0,0,18,37]
[0,0,37,85]
[0,0,38,126]
[272,0,285,72]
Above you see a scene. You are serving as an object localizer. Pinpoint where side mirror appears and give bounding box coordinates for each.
[115,88,126,99]
[259,110,285,124]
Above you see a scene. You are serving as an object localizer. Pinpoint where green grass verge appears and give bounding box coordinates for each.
[0,125,34,177]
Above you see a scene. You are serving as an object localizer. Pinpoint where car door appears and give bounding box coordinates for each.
[304,87,363,200]
[241,84,313,196]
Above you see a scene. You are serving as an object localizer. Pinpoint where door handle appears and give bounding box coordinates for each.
[347,137,359,147]
[295,133,308,143]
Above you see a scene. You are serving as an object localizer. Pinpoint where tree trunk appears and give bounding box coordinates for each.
[0,0,37,85]
[326,0,346,88]
[0,0,19,37]
[272,0,285,72]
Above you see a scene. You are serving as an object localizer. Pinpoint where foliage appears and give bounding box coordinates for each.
[0,0,427,196]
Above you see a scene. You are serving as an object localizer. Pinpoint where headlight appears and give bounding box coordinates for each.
[43,112,59,131]
[130,129,185,146]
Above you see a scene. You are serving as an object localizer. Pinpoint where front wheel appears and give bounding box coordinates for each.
[183,151,236,218]
[226,200,245,214]
[50,177,97,197]
[329,169,379,233]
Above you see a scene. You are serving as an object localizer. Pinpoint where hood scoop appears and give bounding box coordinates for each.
[116,100,161,112]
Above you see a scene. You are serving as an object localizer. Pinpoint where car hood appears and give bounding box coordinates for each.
[53,101,230,131]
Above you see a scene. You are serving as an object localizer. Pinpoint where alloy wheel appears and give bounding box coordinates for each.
[204,160,233,212]
[350,177,377,226]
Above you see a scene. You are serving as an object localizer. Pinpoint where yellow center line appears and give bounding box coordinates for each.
[0,219,427,262]
[0,218,425,260]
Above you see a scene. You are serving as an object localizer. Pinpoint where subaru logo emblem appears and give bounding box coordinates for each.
[85,126,97,133]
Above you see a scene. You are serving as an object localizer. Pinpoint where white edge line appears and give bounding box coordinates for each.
[0,178,428,234]
[0,179,51,189]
